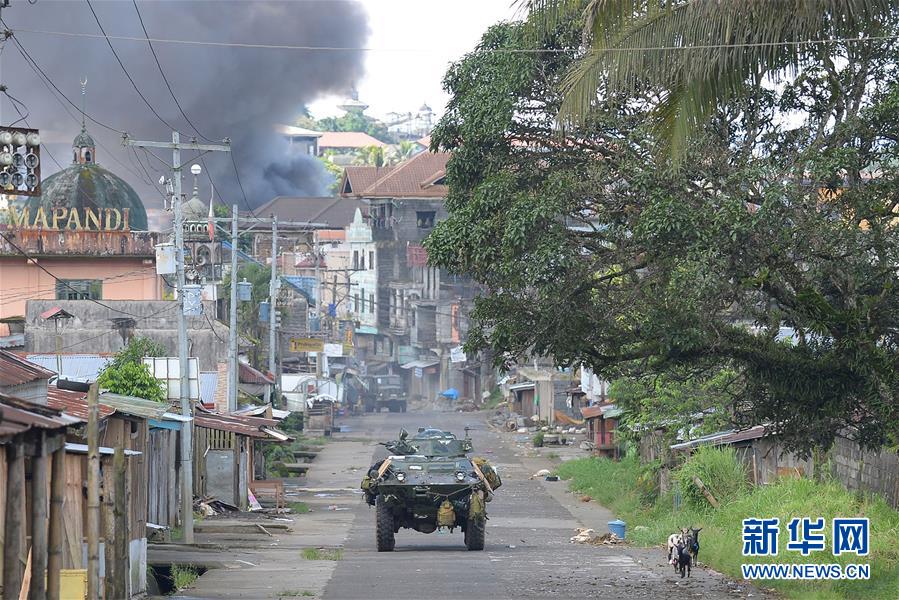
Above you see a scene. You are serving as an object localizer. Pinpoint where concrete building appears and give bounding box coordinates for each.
[25,299,228,370]
[0,126,163,343]
[340,152,484,402]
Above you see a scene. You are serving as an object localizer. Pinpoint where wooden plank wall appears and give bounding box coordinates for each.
[0,445,6,591]
[62,454,84,569]
[147,428,180,527]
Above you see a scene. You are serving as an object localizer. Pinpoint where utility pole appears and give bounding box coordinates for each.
[228,203,239,413]
[266,216,278,405]
[314,232,322,378]
[86,382,100,600]
[124,132,231,545]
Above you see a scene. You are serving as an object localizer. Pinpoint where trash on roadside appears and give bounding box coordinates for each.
[530,469,551,479]
[570,528,624,545]
[579,495,591,502]
[544,475,560,482]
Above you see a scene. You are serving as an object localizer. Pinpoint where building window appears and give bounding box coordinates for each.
[369,291,375,313]
[353,250,359,270]
[369,251,374,269]
[354,293,360,313]
[416,211,435,228]
[56,279,102,300]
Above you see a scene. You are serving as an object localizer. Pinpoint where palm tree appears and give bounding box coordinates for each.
[529,0,896,159]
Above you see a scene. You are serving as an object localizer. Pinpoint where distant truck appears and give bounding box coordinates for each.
[361,374,407,413]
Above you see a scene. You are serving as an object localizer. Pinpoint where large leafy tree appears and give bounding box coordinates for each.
[529,0,897,158]
[425,16,899,452]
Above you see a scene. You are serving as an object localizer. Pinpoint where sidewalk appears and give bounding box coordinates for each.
[154,438,374,600]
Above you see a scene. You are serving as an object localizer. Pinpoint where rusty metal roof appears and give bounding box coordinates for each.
[47,385,116,421]
[0,392,71,439]
[193,408,288,441]
[0,350,55,387]
[239,362,274,385]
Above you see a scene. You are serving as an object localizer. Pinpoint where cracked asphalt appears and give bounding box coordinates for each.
[322,408,767,600]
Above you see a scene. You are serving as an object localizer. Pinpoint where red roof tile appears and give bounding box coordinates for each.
[0,350,54,387]
[344,152,449,198]
[340,166,395,195]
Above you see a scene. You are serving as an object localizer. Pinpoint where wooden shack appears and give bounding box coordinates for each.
[0,393,73,600]
[192,409,289,510]
[580,403,623,459]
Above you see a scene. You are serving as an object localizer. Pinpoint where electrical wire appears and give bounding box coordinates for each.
[11,26,899,53]
[3,29,168,199]
[2,89,29,126]
[2,24,126,135]
[131,0,213,143]
[0,229,165,318]
[230,150,256,217]
[203,310,226,343]
[84,0,179,133]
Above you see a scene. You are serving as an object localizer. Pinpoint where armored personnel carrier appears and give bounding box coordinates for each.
[361,428,501,551]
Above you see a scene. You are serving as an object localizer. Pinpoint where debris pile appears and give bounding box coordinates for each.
[569,528,624,545]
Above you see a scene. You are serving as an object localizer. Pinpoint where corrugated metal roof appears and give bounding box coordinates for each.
[239,362,274,385]
[670,425,769,451]
[200,372,219,406]
[25,354,112,380]
[0,350,55,387]
[65,443,142,456]
[47,385,116,421]
[0,334,25,349]
[0,393,71,438]
[580,405,603,419]
[400,360,439,369]
[193,412,268,438]
[97,393,169,419]
[193,408,287,440]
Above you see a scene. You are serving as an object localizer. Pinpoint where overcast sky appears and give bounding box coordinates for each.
[309,0,521,120]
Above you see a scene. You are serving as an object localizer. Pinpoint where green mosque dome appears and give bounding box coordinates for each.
[23,126,148,231]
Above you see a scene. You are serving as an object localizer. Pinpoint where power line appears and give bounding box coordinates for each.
[2,28,170,202]
[84,0,179,132]
[131,0,213,143]
[3,25,126,135]
[10,26,899,53]
[230,151,256,217]
[0,229,166,319]
[1,88,29,126]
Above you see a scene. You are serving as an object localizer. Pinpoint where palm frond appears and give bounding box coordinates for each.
[535,0,899,160]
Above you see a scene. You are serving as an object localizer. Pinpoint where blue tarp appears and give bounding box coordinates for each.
[440,388,459,400]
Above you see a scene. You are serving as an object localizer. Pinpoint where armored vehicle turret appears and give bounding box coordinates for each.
[361,428,501,551]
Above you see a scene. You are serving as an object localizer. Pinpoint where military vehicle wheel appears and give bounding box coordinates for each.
[376,498,395,552]
[464,517,485,551]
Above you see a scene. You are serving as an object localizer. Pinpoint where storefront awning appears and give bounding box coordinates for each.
[400,359,439,369]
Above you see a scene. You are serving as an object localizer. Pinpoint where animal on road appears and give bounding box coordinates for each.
[688,526,702,564]
[674,532,693,578]
[667,528,687,569]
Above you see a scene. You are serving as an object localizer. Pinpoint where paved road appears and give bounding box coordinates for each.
[323,408,761,600]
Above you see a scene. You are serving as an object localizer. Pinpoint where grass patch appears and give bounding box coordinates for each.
[171,564,199,590]
[288,501,310,514]
[301,547,343,561]
[557,451,899,599]
[482,387,505,409]
[546,451,560,460]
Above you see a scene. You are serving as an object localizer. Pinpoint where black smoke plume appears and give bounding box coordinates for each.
[0,0,368,211]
